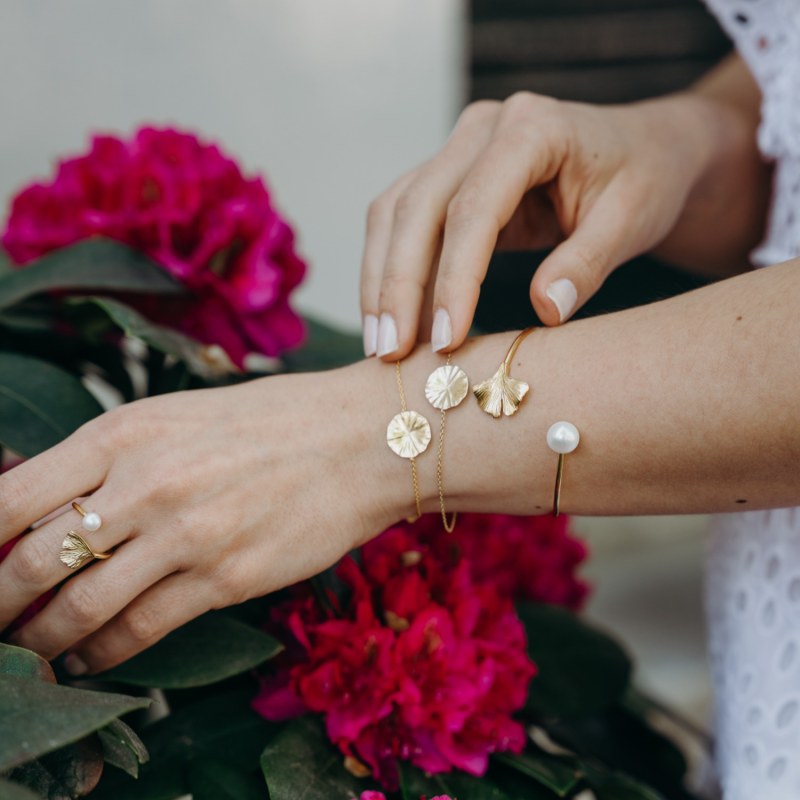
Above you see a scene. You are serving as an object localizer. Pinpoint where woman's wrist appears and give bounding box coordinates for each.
[344,331,557,534]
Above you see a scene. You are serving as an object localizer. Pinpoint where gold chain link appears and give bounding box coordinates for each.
[436,354,457,533]
[395,361,422,521]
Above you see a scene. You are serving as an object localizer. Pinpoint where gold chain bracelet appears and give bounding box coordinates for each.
[386,360,431,521]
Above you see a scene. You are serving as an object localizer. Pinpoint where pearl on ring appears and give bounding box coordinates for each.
[72,501,103,532]
[546,421,580,455]
[81,512,102,532]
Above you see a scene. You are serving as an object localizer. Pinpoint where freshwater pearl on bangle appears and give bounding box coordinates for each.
[546,421,580,517]
[546,421,580,454]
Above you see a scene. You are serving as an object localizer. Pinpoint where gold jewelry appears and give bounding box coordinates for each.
[546,421,580,516]
[387,361,431,521]
[473,327,536,418]
[60,531,112,570]
[425,356,468,532]
[71,501,103,532]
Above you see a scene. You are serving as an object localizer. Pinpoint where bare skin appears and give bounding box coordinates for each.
[0,55,785,674]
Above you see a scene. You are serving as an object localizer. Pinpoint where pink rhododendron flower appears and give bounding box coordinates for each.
[254,521,539,789]
[426,512,590,610]
[360,794,452,800]
[2,127,307,367]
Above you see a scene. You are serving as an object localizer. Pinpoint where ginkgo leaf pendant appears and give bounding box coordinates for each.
[473,327,536,418]
[59,530,112,570]
[473,366,530,418]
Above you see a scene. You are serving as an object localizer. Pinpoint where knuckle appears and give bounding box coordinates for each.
[366,196,391,230]
[446,187,484,225]
[503,90,557,120]
[122,604,162,644]
[378,274,424,310]
[89,406,137,449]
[457,99,499,127]
[570,244,606,279]
[9,535,52,586]
[392,187,422,224]
[209,562,248,605]
[0,472,29,525]
[60,580,103,630]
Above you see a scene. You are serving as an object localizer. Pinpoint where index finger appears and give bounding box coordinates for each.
[0,422,111,545]
[432,119,566,350]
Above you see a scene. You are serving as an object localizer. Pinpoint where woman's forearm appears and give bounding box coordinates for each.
[355,260,800,524]
[650,54,772,276]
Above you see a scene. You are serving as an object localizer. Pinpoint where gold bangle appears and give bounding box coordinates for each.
[546,421,580,516]
[473,327,536,418]
[386,360,431,522]
[425,354,469,532]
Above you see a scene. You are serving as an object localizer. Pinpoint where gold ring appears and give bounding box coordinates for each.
[59,530,112,570]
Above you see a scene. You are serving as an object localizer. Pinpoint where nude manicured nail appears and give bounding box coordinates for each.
[64,652,88,676]
[363,314,378,357]
[546,278,578,323]
[376,313,399,357]
[431,308,452,352]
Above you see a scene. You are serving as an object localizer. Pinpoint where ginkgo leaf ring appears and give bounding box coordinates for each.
[386,410,432,459]
[59,530,112,570]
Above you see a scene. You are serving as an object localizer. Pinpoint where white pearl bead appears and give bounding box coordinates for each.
[82,512,102,532]
[546,421,580,454]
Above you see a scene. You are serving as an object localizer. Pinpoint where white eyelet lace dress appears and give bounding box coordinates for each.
[702,1,800,798]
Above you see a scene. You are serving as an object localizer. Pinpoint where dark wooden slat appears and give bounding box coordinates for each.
[471,57,727,104]
[473,9,730,68]
[472,0,702,20]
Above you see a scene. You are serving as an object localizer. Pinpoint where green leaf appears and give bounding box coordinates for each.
[68,296,240,379]
[400,760,534,800]
[0,351,104,457]
[99,612,283,689]
[588,770,667,800]
[520,603,632,719]
[0,643,56,682]
[283,316,363,372]
[542,703,693,800]
[261,715,368,800]
[98,719,149,779]
[0,778,40,800]
[0,675,150,771]
[0,249,13,275]
[8,734,105,798]
[188,759,265,800]
[496,749,584,797]
[0,239,183,312]
[92,690,277,800]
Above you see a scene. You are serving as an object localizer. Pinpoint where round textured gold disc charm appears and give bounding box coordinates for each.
[425,364,469,410]
[386,410,432,459]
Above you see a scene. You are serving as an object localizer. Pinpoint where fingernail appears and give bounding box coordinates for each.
[431,308,452,352]
[376,313,398,357]
[546,278,578,323]
[64,652,88,676]
[363,314,378,357]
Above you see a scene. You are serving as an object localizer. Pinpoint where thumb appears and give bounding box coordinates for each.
[530,184,646,326]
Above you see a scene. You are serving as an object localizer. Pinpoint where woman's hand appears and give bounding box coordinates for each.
[360,85,751,359]
[0,366,397,674]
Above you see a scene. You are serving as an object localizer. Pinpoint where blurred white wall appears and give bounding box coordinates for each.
[0,0,465,330]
